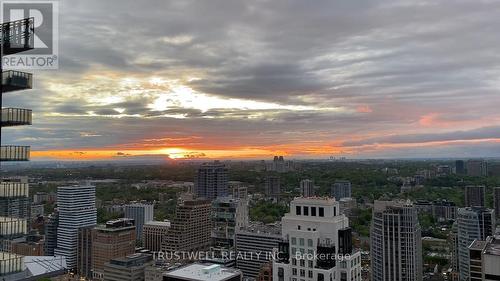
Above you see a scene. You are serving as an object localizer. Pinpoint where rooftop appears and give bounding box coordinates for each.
[164,263,241,281]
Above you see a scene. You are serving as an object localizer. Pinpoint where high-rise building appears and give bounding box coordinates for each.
[44,211,59,256]
[331,180,352,200]
[211,196,249,254]
[465,185,485,207]
[0,180,29,252]
[54,184,97,269]
[92,218,136,279]
[467,159,488,177]
[163,263,242,281]
[142,221,170,252]
[162,199,211,253]
[194,161,229,200]
[370,200,422,281]
[299,179,314,198]
[273,197,361,281]
[494,187,500,219]
[455,160,466,175]
[124,203,153,241]
[103,253,153,281]
[467,235,500,281]
[235,223,281,279]
[77,225,95,279]
[456,207,495,281]
[265,176,281,202]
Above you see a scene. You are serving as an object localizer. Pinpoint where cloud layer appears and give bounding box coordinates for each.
[4,0,500,159]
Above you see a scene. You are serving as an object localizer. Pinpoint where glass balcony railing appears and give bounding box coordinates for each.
[1,108,32,127]
[0,146,30,161]
[1,71,33,93]
[1,18,34,55]
[0,182,29,198]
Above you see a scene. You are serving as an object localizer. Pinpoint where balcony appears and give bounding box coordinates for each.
[1,108,32,127]
[0,146,30,161]
[2,71,33,92]
[0,182,29,198]
[1,18,34,55]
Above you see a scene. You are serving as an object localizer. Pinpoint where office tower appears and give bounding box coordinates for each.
[44,211,59,256]
[163,263,242,281]
[370,200,422,281]
[103,253,153,281]
[265,176,281,202]
[494,187,500,218]
[331,180,352,200]
[449,223,460,280]
[54,184,97,269]
[467,159,488,177]
[92,218,136,279]
[235,223,281,279]
[77,225,95,279]
[467,235,500,281]
[432,199,457,222]
[142,221,170,252]
[456,207,495,281]
[465,185,485,207]
[273,197,361,281]
[124,203,153,241]
[299,179,314,197]
[456,160,466,175]
[270,155,287,173]
[162,199,211,253]
[212,196,249,253]
[194,161,229,200]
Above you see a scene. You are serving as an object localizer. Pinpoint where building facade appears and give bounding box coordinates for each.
[465,185,485,207]
[142,221,170,252]
[54,184,97,269]
[124,203,153,241]
[331,180,352,201]
[370,200,422,281]
[299,179,314,198]
[273,197,361,281]
[194,161,229,200]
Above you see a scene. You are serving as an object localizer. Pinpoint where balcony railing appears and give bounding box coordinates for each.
[1,71,33,92]
[0,146,30,161]
[1,18,34,55]
[0,182,29,197]
[1,108,32,127]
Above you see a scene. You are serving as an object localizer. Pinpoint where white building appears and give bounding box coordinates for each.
[299,180,314,198]
[124,203,154,240]
[163,263,242,281]
[273,197,361,281]
[54,184,97,269]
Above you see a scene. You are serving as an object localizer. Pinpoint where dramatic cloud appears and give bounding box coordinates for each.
[4,0,500,159]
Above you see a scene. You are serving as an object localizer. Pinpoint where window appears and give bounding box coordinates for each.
[308,271,313,278]
[292,237,297,245]
[333,207,336,216]
[308,260,313,268]
[292,268,297,276]
[296,206,301,215]
[319,207,324,217]
[299,238,305,246]
[303,206,309,216]
[308,239,313,247]
[300,259,305,267]
[297,225,301,230]
[311,207,316,216]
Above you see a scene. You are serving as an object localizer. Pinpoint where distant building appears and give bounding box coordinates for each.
[92,218,136,279]
[162,199,211,253]
[265,176,281,202]
[467,235,500,281]
[163,263,242,281]
[30,204,44,220]
[44,211,59,256]
[456,207,495,281]
[54,184,97,269]
[211,196,249,255]
[143,221,170,252]
[124,203,153,241]
[465,186,485,207]
[77,225,95,279]
[455,160,466,175]
[273,197,361,281]
[103,253,153,281]
[194,161,229,200]
[371,200,422,281]
[331,180,352,200]
[467,159,488,177]
[299,179,314,197]
[235,223,281,279]
[268,156,287,173]
[494,187,500,219]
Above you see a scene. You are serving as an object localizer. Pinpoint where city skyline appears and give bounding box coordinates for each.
[5,0,500,160]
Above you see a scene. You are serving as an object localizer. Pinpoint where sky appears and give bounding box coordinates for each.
[5,0,500,160]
